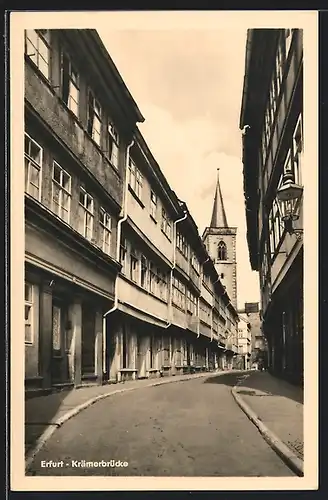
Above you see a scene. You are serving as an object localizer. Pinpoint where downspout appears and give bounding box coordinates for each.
[164,210,188,329]
[102,138,135,373]
[197,296,200,338]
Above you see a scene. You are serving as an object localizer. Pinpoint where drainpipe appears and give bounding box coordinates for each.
[197,296,200,338]
[102,138,135,373]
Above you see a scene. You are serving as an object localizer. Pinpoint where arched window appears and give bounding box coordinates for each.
[218,241,227,260]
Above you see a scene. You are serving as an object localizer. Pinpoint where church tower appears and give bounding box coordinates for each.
[202,168,238,309]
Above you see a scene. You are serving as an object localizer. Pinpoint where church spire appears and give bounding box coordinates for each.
[210,168,228,228]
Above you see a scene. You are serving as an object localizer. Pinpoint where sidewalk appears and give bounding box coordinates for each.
[25,370,223,457]
[234,371,303,461]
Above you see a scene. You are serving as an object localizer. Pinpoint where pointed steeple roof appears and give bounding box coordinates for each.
[210,168,228,228]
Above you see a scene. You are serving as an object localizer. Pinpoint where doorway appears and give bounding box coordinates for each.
[51,298,70,384]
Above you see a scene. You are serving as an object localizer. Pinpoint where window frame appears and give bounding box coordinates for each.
[61,50,80,117]
[52,161,72,224]
[24,133,43,201]
[150,190,157,220]
[87,90,102,147]
[172,276,186,309]
[119,237,127,274]
[25,29,51,80]
[130,246,139,283]
[218,241,227,261]
[78,186,94,241]
[25,283,34,345]
[99,207,112,255]
[128,158,143,200]
[107,120,120,169]
[161,208,172,240]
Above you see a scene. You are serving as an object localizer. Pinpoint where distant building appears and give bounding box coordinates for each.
[202,169,238,310]
[240,29,303,385]
[202,168,239,366]
[237,315,251,370]
[238,302,267,367]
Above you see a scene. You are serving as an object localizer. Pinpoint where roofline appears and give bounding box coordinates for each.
[88,30,145,124]
[239,29,254,130]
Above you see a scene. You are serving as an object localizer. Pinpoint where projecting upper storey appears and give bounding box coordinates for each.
[239,29,303,271]
[24,29,145,210]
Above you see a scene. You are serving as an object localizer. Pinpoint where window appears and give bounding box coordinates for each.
[25,29,50,79]
[200,301,211,324]
[119,237,127,274]
[218,241,227,260]
[87,91,102,146]
[186,289,197,315]
[158,269,168,301]
[281,114,303,186]
[221,273,224,279]
[275,40,284,99]
[146,262,167,300]
[269,81,275,125]
[25,283,34,344]
[269,199,283,258]
[78,187,94,241]
[62,52,79,117]
[190,252,200,273]
[128,159,143,200]
[52,161,71,223]
[176,230,188,258]
[172,277,186,309]
[141,255,148,288]
[130,247,139,282]
[99,208,112,255]
[25,133,42,200]
[284,29,293,59]
[148,262,156,295]
[107,121,119,169]
[292,115,303,185]
[161,209,172,239]
[150,190,157,220]
[264,108,271,149]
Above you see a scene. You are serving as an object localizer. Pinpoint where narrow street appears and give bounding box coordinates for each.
[27,373,295,477]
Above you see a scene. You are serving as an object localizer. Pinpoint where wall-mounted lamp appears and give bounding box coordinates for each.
[276,170,303,241]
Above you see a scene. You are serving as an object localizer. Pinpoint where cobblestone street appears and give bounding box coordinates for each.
[26,373,295,477]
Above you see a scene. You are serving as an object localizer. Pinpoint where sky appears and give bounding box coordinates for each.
[98,27,260,309]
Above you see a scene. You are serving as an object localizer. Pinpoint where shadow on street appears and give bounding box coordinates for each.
[25,388,73,452]
[204,370,303,405]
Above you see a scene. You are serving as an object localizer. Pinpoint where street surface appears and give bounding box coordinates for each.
[27,372,295,476]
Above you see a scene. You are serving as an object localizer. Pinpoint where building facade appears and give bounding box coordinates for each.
[202,169,238,310]
[237,315,252,370]
[24,29,144,391]
[238,302,267,367]
[24,28,239,394]
[239,29,303,385]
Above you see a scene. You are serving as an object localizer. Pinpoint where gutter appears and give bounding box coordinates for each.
[164,210,188,329]
[239,29,254,130]
[102,138,135,373]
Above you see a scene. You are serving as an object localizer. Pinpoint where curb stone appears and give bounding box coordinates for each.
[231,380,304,477]
[25,370,227,473]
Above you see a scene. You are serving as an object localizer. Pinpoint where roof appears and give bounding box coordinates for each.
[210,169,228,228]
